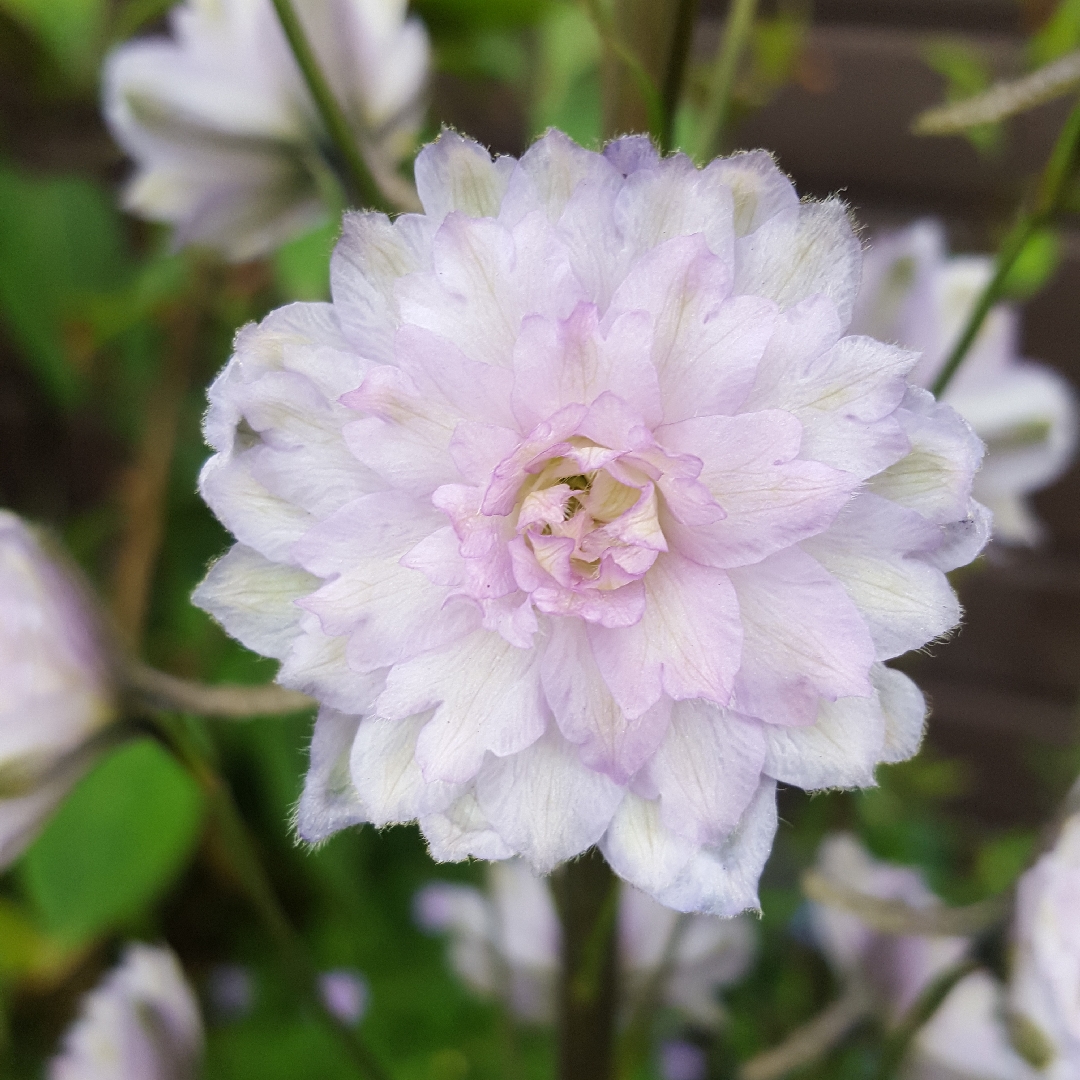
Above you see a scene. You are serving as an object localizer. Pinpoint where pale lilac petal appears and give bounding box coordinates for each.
[511,304,662,430]
[607,235,774,422]
[541,618,671,783]
[730,548,876,727]
[601,794,698,898]
[378,631,548,784]
[649,700,766,845]
[706,150,799,237]
[659,411,857,568]
[744,315,916,478]
[803,494,961,660]
[414,130,515,220]
[476,727,625,872]
[331,211,432,363]
[589,554,743,718]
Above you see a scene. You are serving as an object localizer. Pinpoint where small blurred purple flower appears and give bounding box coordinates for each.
[659,1040,707,1080]
[0,511,118,868]
[206,963,255,1020]
[318,969,369,1025]
[49,944,203,1080]
[852,219,1078,545]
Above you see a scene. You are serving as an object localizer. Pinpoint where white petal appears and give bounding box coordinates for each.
[421,791,516,862]
[296,708,368,843]
[735,199,862,324]
[193,544,315,660]
[650,701,766,845]
[476,727,624,872]
[601,793,698,898]
[876,665,926,765]
[706,150,799,237]
[378,631,548,784]
[350,712,462,826]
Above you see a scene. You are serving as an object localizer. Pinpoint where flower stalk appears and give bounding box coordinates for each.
[552,850,620,1080]
[125,661,313,719]
[269,0,386,212]
[932,97,1080,398]
[694,0,760,159]
[155,715,391,1080]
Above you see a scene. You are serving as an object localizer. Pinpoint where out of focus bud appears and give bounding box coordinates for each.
[49,943,204,1080]
[415,860,755,1028]
[0,511,119,868]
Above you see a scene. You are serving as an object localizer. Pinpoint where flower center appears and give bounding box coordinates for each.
[514,449,666,593]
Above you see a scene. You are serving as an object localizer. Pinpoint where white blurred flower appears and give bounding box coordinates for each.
[1007,813,1080,1077]
[0,511,118,869]
[852,219,1078,545]
[415,859,755,1027]
[49,944,203,1080]
[809,834,969,1023]
[103,0,430,261]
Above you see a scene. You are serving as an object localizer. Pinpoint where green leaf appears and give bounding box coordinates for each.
[19,739,205,943]
[0,165,132,407]
[0,0,108,86]
[411,0,549,38]
[530,3,602,144]
[1030,0,1080,67]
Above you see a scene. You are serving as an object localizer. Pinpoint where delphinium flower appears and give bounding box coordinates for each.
[808,833,969,1024]
[415,859,755,1026]
[103,0,430,261]
[0,511,118,868]
[194,129,989,914]
[852,218,1077,545]
[908,811,1080,1080]
[49,944,204,1080]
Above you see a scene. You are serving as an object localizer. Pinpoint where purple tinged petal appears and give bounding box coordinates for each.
[414,130,515,220]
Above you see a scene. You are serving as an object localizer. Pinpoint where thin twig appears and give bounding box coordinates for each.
[110,261,212,646]
[913,50,1080,135]
[269,0,387,211]
[694,0,760,159]
[126,661,314,718]
[155,716,392,1080]
[738,986,871,1080]
[932,96,1080,397]
[801,869,1008,938]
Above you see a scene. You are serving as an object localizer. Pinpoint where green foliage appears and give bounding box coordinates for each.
[0,0,107,86]
[19,739,205,943]
[1030,0,1080,67]
[0,165,132,408]
[1001,227,1062,300]
[273,219,338,302]
[530,2,602,145]
[922,39,1004,154]
[412,0,549,39]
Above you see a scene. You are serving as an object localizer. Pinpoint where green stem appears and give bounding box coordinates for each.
[157,717,392,1080]
[696,0,760,159]
[932,97,1080,398]
[660,0,701,153]
[269,0,385,211]
[872,961,978,1080]
[552,850,620,1080]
